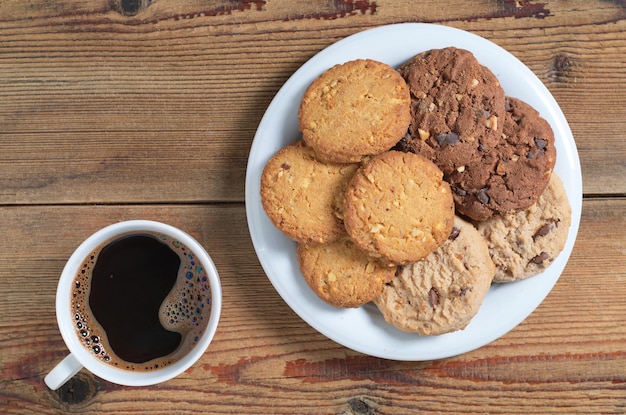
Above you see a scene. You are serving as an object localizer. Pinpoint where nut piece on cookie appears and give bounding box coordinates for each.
[297,237,396,308]
[343,151,455,266]
[397,47,506,172]
[298,59,411,163]
[374,216,495,335]
[260,140,358,245]
[476,173,571,282]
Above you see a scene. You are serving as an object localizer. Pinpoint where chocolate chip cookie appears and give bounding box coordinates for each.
[397,47,505,172]
[476,173,571,282]
[374,216,495,335]
[448,96,557,220]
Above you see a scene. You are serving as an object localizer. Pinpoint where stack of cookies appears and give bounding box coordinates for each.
[260,50,571,336]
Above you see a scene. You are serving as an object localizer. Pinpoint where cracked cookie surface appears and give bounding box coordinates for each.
[374,216,495,335]
[261,140,358,245]
[298,59,411,163]
[343,151,454,266]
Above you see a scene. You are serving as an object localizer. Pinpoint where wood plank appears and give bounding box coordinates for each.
[1,1,625,205]
[0,198,624,414]
[0,132,250,204]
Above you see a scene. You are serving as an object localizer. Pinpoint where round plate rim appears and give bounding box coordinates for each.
[245,23,582,361]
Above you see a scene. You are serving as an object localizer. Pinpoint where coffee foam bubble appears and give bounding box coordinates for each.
[70,232,212,372]
[158,235,212,346]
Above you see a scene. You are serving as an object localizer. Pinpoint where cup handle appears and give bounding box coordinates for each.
[44,354,83,390]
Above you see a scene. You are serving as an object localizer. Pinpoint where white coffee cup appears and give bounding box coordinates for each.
[45,220,222,390]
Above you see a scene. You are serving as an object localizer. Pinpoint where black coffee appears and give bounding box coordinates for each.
[71,231,212,371]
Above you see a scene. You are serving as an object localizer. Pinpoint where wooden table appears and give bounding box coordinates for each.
[1,1,624,413]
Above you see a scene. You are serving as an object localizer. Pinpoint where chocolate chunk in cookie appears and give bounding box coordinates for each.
[374,216,495,335]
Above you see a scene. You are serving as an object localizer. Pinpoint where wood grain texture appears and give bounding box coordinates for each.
[0,200,624,414]
[0,0,625,204]
[0,0,625,414]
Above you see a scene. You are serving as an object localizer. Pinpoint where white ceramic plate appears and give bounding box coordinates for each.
[245,23,582,360]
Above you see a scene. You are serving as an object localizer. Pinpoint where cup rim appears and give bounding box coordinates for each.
[56,220,222,386]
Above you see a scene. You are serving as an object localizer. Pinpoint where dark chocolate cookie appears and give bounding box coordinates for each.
[397,48,556,220]
[397,47,505,175]
[491,97,557,210]
[397,47,507,220]
[444,96,556,220]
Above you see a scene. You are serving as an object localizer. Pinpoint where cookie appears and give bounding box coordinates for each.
[396,47,513,221]
[374,216,495,335]
[452,96,557,220]
[476,173,571,282]
[397,47,506,173]
[260,140,358,245]
[492,97,556,208]
[343,151,455,266]
[298,59,411,163]
[297,237,396,308]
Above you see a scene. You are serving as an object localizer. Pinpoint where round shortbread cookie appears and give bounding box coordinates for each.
[476,173,571,282]
[260,140,358,245]
[297,237,396,308]
[374,216,495,336]
[298,59,411,163]
[343,151,455,266]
